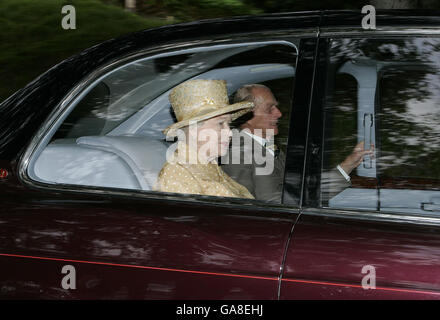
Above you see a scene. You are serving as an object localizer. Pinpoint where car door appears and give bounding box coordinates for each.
[0,34,316,299]
[280,28,440,299]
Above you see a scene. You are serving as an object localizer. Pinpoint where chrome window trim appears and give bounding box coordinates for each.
[302,207,440,226]
[18,32,311,214]
[18,180,299,219]
[320,26,440,37]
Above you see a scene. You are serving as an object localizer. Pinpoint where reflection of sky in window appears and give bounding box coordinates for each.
[399,70,440,151]
[331,38,440,176]
[332,38,440,63]
[380,67,440,174]
[377,43,399,55]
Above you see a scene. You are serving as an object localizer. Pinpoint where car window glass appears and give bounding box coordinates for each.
[379,67,440,181]
[317,37,440,216]
[28,41,298,205]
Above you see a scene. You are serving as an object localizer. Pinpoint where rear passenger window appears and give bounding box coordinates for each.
[311,37,440,216]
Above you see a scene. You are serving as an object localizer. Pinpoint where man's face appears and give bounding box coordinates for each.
[247,87,282,138]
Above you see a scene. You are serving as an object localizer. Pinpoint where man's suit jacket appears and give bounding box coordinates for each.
[221,132,350,203]
[221,133,285,203]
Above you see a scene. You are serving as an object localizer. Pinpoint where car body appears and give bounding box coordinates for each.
[1,10,440,299]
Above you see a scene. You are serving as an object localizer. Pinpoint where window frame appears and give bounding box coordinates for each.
[18,33,312,213]
[303,29,440,226]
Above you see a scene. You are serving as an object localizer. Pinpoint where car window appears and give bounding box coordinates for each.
[28,41,298,205]
[315,37,440,216]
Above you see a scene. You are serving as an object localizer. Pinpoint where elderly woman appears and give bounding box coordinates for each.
[154,79,254,199]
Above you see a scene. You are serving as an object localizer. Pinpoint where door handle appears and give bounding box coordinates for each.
[421,202,440,212]
[363,113,373,169]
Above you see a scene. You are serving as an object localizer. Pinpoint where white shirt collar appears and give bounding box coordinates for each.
[242,130,274,156]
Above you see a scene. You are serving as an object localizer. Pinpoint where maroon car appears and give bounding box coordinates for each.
[1,10,440,299]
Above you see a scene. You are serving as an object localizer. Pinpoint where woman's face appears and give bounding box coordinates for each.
[196,114,232,160]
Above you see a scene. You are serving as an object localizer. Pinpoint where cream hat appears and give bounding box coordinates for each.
[163,79,254,137]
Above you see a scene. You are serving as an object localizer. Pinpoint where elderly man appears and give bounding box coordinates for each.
[222,83,373,203]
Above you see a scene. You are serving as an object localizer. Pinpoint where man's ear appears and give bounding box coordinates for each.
[230,112,253,129]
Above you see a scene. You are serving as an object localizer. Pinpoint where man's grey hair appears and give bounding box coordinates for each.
[233,84,270,105]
